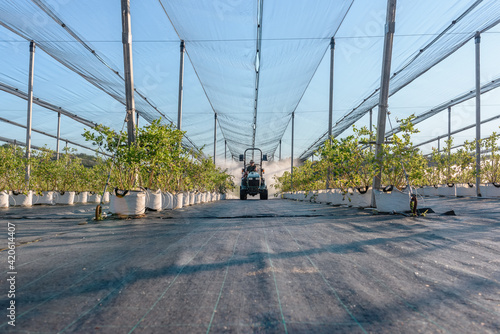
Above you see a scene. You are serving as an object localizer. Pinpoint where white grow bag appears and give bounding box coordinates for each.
[74,191,88,204]
[481,183,500,198]
[326,189,344,206]
[102,192,110,203]
[33,191,55,205]
[189,192,195,206]
[54,191,75,205]
[173,193,184,209]
[437,184,456,197]
[350,187,372,208]
[87,192,102,203]
[316,190,328,204]
[162,192,173,210]
[421,186,438,197]
[182,192,190,207]
[146,189,162,211]
[0,190,9,208]
[9,191,33,207]
[374,187,410,213]
[455,183,476,197]
[109,190,146,216]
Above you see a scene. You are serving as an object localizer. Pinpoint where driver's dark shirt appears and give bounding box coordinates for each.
[246,164,256,172]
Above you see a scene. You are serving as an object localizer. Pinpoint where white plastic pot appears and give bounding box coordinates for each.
[109,190,146,216]
[437,184,456,197]
[9,191,33,207]
[54,191,75,205]
[162,192,173,210]
[316,190,328,204]
[146,189,162,211]
[351,187,372,208]
[102,192,110,203]
[182,192,190,206]
[326,189,343,206]
[74,191,88,204]
[173,193,184,209]
[374,187,410,213]
[34,191,55,205]
[0,190,9,208]
[87,192,102,203]
[188,192,195,206]
[455,183,476,197]
[481,183,500,198]
[422,186,438,197]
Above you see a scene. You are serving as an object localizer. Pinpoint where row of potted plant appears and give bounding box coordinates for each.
[0,119,235,212]
[274,116,500,212]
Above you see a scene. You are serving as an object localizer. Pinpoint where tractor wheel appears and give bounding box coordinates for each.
[240,189,247,200]
[260,190,268,200]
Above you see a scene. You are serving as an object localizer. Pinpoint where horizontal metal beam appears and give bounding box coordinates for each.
[0,82,98,129]
[414,113,500,149]
[386,77,500,137]
[0,117,110,157]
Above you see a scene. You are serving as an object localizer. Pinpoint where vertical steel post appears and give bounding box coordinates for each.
[121,0,136,145]
[291,111,295,191]
[326,37,335,189]
[25,41,35,184]
[372,0,397,207]
[475,32,481,196]
[279,139,282,160]
[447,106,451,176]
[56,112,61,160]
[369,108,373,152]
[214,113,217,164]
[178,40,185,130]
[437,137,440,153]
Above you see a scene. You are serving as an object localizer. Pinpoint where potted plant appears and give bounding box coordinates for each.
[481,132,500,197]
[30,147,58,205]
[3,145,33,207]
[454,140,476,197]
[374,116,426,213]
[83,124,145,216]
[433,138,457,197]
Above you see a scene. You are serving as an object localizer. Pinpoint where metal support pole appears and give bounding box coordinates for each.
[369,108,373,152]
[447,106,451,176]
[291,111,295,191]
[56,112,61,160]
[25,41,35,184]
[136,111,139,129]
[224,140,227,162]
[279,139,282,160]
[437,137,440,153]
[214,113,217,164]
[121,0,136,145]
[475,32,481,196]
[177,40,185,130]
[326,37,335,189]
[372,0,397,207]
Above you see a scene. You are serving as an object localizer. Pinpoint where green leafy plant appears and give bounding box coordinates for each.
[481,132,500,184]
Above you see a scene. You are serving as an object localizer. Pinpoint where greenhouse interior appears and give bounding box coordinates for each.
[2,1,500,333]
[1,0,500,211]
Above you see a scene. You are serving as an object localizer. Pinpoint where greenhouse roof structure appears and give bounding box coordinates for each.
[1,0,500,162]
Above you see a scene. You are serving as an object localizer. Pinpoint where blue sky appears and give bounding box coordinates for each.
[1,0,499,161]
